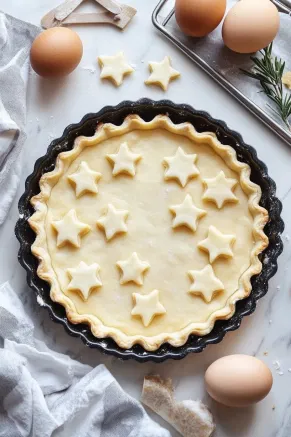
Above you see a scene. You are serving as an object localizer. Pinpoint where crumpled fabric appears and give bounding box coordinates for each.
[0,12,39,224]
[0,282,170,437]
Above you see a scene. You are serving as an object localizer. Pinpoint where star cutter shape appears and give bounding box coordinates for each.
[97,203,129,241]
[163,147,200,187]
[52,209,90,248]
[169,194,207,232]
[203,171,238,209]
[98,51,134,87]
[188,264,225,303]
[117,252,150,285]
[67,261,102,301]
[68,161,102,198]
[198,225,236,264]
[106,142,142,177]
[145,56,180,91]
[131,290,166,327]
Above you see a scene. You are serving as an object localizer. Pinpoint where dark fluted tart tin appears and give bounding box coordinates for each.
[15,99,284,362]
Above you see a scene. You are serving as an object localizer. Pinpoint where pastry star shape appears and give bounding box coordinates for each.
[107,142,142,177]
[188,264,224,303]
[203,171,238,209]
[169,194,206,232]
[163,147,199,187]
[145,56,180,91]
[98,52,134,86]
[67,261,102,301]
[117,252,150,285]
[131,290,166,327]
[198,225,236,263]
[97,203,129,240]
[52,209,90,248]
[68,161,102,198]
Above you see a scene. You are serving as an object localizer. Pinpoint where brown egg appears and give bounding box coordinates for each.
[30,28,83,77]
[175,0,227,37]
[222,0,280,53]
[205,355,273,407]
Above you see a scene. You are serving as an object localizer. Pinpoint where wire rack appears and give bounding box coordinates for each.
[152,0,291,146]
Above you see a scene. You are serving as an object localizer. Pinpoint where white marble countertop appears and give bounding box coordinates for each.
[0,1,291,436]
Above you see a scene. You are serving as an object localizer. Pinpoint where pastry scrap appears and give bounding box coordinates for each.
[117,252,150,285]
[163,147,199,187]
[169,194,206,232]
[188,264,224,303]
[67,261,102,301]
[68,161,102,198]
[51,209,90,248]
[198,225,236,263]
[131,290,166,327]
[282,71,291,89]
[98,51,134,86]
[141,375,215,437]
[145,56,180,91]
[202,171,238,209]
[106,142,142,177]
[97,203,128,241]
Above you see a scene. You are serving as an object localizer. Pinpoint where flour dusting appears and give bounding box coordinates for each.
[37,295,45,307]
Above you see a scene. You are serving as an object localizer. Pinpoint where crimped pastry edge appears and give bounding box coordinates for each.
[28,114,269,351]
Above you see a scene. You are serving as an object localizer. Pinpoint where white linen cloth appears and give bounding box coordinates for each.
[0,12,39,224]
[0,282,170,437]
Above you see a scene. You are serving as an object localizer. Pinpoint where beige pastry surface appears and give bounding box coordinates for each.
[29,115,268,350]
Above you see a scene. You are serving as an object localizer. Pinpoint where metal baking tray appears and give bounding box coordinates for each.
[152,0,291,146]
[15,99,284,362]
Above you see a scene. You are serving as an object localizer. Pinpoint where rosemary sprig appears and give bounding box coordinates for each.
[241,43,291,131]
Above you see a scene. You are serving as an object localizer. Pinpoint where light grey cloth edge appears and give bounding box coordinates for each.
[0,11,40,224]
[0,282,170,437]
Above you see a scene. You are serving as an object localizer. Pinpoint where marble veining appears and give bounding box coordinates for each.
[0,1,291,436]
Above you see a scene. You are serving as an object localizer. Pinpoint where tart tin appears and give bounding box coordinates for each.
[15,98,284,362]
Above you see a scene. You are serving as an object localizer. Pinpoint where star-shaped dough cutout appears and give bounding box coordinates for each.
[169,194,207,232]
[188,264,225,303]
[131,290,166,327]
[145,56,180,91]
[98,52,134,86]
[203,171,238,209]
[117,252,150,285]
[67,261,102,301]
[52,209,90,248]
[163,147,199,187]
[198,225,236,263]
[97,204,129,240]
[106,142,142,177]
[68,161,102,198]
